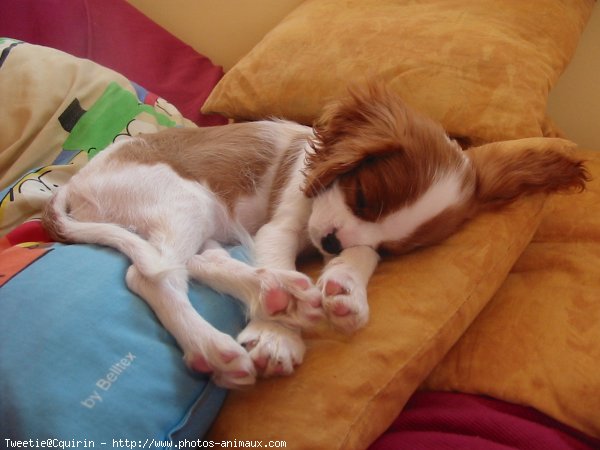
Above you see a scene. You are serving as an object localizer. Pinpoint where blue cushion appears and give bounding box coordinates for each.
[0,243,247,444]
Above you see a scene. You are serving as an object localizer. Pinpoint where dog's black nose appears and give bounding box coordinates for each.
[321,231,342,255]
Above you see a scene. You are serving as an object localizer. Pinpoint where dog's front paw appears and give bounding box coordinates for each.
[237,319,305,377]
[253,269,324,329]
[318,268,369,333]
[183,332,256,389]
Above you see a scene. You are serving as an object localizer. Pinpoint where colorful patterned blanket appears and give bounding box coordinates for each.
[0,38,194,283]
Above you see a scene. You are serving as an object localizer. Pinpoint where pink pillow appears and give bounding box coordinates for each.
[0,0,227,126]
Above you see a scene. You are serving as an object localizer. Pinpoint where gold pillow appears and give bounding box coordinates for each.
[207,140,571,449]
[423,149,600,439]
[202,0,594,144]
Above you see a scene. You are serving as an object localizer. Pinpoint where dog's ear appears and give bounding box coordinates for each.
[303,82,408,197]
[466,138,589,210]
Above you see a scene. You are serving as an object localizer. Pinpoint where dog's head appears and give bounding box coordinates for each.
[303,82,589,256]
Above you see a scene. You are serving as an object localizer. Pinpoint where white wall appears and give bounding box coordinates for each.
[547,3,600,149]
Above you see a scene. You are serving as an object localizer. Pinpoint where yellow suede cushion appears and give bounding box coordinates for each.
[424,149,600,439]
[207,140,571,449]
[202,0,594,144]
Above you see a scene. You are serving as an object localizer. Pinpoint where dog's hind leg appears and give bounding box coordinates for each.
[125,265,256,388]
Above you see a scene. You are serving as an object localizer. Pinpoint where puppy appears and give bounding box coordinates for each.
[42,83,588,388]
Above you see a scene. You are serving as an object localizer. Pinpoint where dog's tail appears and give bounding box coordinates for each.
[42,186,181,279]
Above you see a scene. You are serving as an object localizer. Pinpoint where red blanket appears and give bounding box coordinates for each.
[370,391,600,450]
[0,0,226,127]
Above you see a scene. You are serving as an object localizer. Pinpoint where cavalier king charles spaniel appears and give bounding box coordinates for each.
[43,82,588,387]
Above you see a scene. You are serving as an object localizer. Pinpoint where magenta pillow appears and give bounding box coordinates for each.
[0,0,227,126]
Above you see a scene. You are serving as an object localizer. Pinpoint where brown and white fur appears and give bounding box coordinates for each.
[42,83,589,388]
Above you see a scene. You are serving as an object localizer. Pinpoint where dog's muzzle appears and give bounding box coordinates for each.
[321,231,342,255]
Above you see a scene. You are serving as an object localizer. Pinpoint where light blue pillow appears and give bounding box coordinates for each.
[0,243,247,444]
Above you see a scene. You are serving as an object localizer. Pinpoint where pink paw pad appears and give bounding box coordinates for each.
[332,302,352,317]
[231,370,252,379]
[252,355,269,370]
[264,288,290,315]
[272,363,287,375]
[190,355,213,374]
[325,280,347,296]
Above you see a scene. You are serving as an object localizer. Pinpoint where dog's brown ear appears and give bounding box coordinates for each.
[302,149,373,198]
[303,82,409,197]
[303,136,401,197]
[466,138,589,210]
